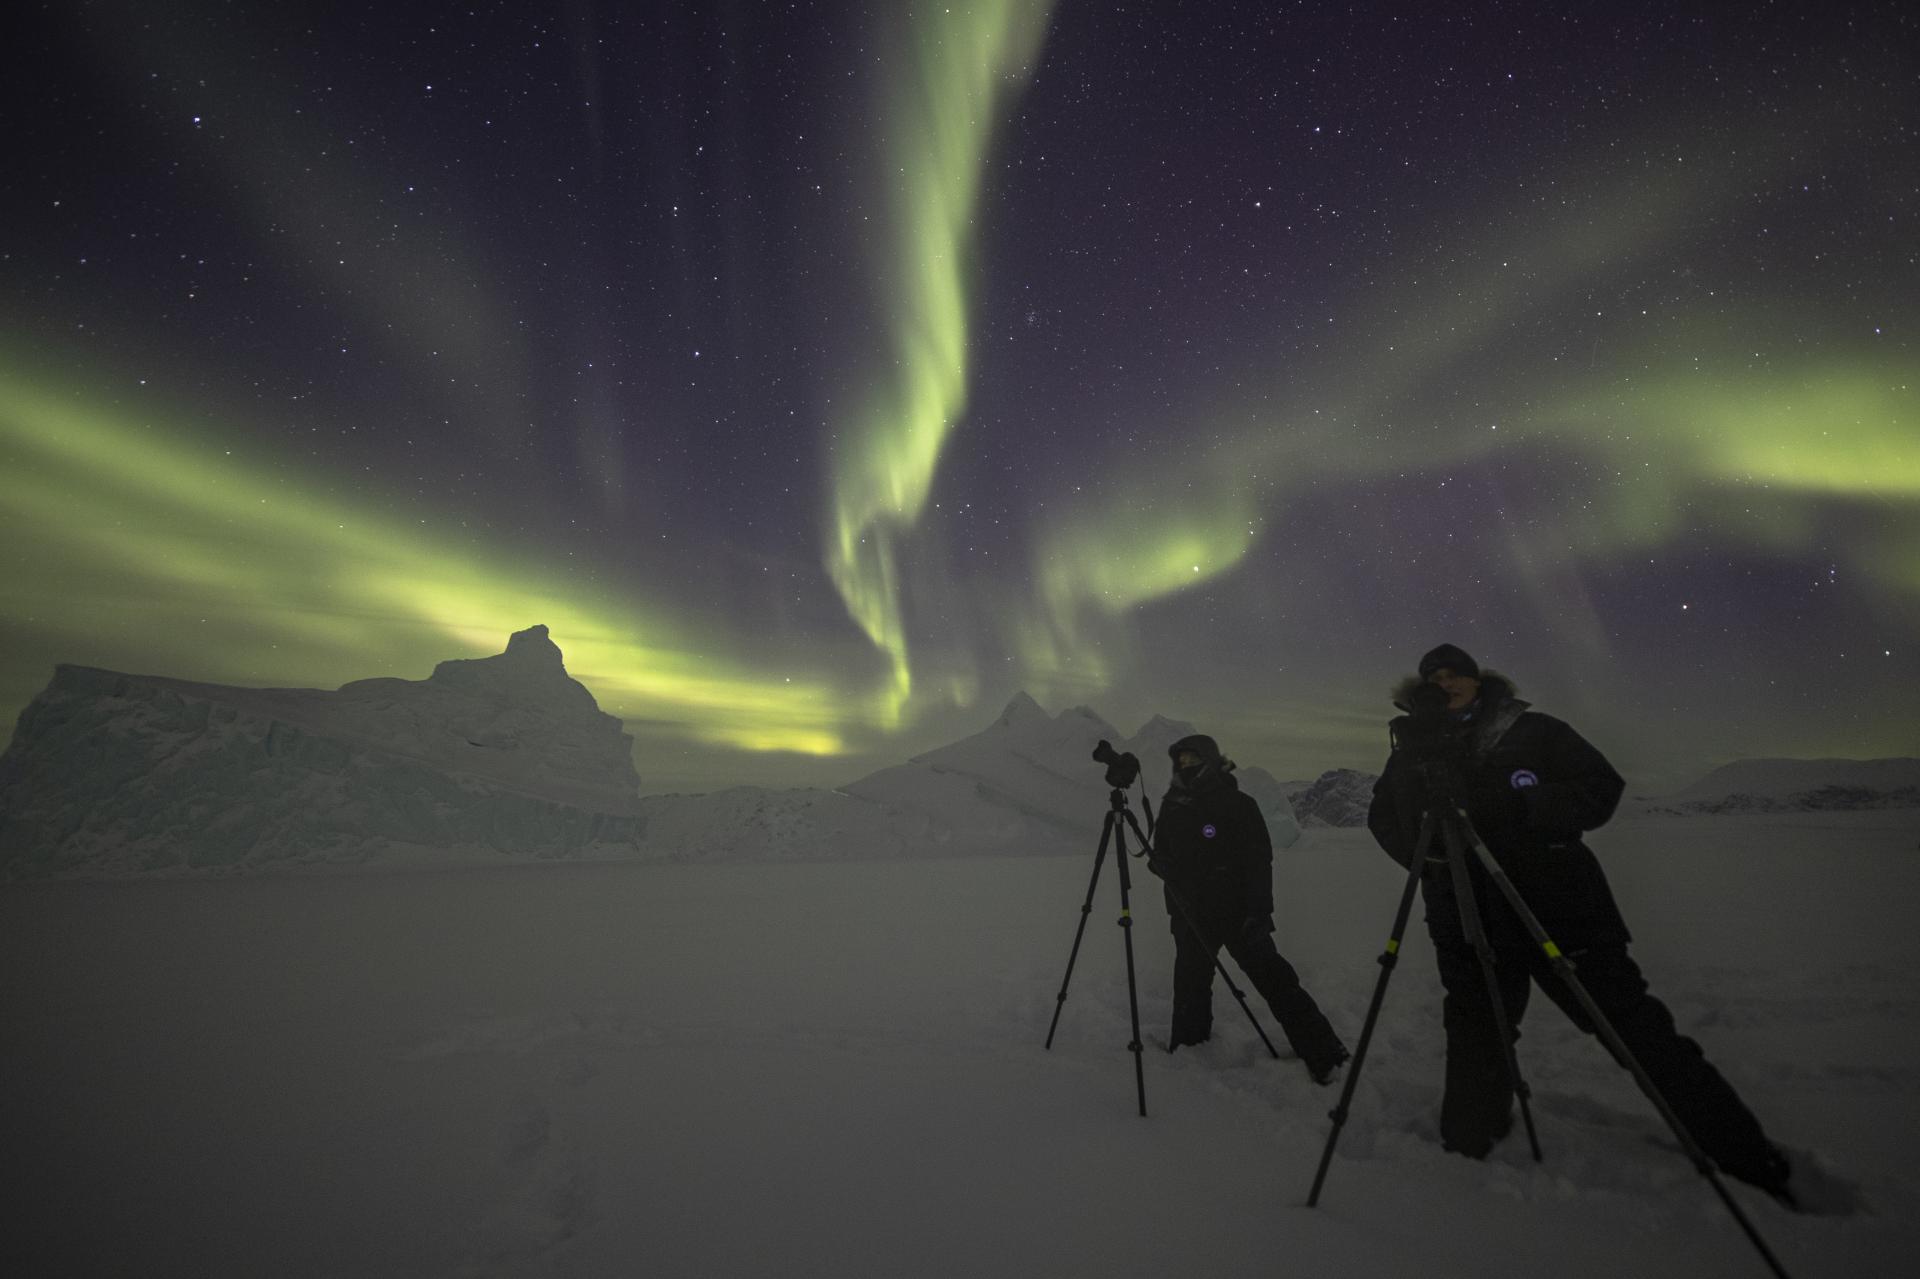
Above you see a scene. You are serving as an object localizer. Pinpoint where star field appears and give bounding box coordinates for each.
[2,0,1915,792]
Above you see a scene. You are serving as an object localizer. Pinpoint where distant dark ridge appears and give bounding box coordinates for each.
[1288,768,1380,828]
[1668,785,1920,816]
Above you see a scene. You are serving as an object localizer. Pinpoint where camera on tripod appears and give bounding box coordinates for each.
[1390,682,1472,802]
[1091,739,1141,790]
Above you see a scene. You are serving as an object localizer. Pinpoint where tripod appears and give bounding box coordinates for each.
[1043,786,1150,1114]
[1045,785,1279,1116]
[1305,792,1793,1279]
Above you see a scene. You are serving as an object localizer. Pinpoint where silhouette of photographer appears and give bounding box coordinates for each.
[1367,644,1795,1204]
[1151,733,1348,1082]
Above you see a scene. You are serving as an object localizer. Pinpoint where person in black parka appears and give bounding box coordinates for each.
[1151,733,1349,1082]
[1367,643,1795,1203]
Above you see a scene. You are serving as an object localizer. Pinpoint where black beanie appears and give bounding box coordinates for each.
[1167,734,1222,764]
[1418,643,1480,680]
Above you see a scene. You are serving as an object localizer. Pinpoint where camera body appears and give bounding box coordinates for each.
[1390,684,1473,806]
[1091,739,1141,790]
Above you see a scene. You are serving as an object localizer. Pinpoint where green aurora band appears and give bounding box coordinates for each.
[1009,103,1918,702]
[4,27,1909,776]
[0,369,869,758]
[823,0,1054,724]
[1012,346,1915,703]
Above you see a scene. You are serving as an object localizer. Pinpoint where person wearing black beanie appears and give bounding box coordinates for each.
[1365,645,1797,1206]
[1148,733,1349,1083]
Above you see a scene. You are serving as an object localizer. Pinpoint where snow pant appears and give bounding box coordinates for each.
[1170,913,1346,1074]
[1433,937,1785,1187]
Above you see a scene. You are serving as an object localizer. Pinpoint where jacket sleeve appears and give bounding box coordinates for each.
[1520,717,1625,833]
[1239,792,1276,915]
[1368,753,1416,869]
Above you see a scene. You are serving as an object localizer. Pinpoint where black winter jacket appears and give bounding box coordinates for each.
[1366,673,1632,949]
[1154,773,1275,932]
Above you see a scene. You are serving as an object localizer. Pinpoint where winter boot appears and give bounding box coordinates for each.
[1308,1043,1351,1086]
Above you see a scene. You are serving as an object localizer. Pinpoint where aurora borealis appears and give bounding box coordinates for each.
[3,1,1915,793]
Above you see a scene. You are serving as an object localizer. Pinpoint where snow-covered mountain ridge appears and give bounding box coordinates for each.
[840,694,1302,855]
[0,626,647,877]
[4,627,1910,878]
[1633,757,1920,815]
[0,629,1307,878]
[1287,768,1381,828]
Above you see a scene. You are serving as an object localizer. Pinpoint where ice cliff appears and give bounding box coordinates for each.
[0,638,1310,877]
[0,625,645,877]
[1287,769,1383,828]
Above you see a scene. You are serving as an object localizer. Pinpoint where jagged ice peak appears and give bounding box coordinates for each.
[994,690,1048,728]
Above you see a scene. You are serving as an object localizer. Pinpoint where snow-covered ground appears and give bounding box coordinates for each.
[3,810,1914,1277]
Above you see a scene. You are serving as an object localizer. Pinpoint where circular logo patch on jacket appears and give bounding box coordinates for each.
[1509,769,1540,789]
[1201,823,1218,838]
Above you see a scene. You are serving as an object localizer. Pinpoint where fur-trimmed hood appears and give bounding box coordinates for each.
[1166,731,1238,794]
[1390,669,1518,713]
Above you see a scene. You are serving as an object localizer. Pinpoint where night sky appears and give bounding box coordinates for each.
[3,0,1915,794]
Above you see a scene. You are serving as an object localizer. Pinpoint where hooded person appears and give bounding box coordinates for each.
[1366,644,1796,1204]
[1150,733,1348,1082]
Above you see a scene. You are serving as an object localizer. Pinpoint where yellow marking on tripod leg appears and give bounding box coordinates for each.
[1542,941,1564,959]
[1386,939,1401,954]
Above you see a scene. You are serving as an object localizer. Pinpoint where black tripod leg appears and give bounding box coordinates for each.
[1163,882,1282,1060]
[1462,831,1795,1279]
[1441,815,1544,1162]
[1045,813,1115,1050]
[1307,815,1433,1207]
[1112,813,1148,1117]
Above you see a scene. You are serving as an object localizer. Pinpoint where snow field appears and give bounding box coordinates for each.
[2,812,1915,1277]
